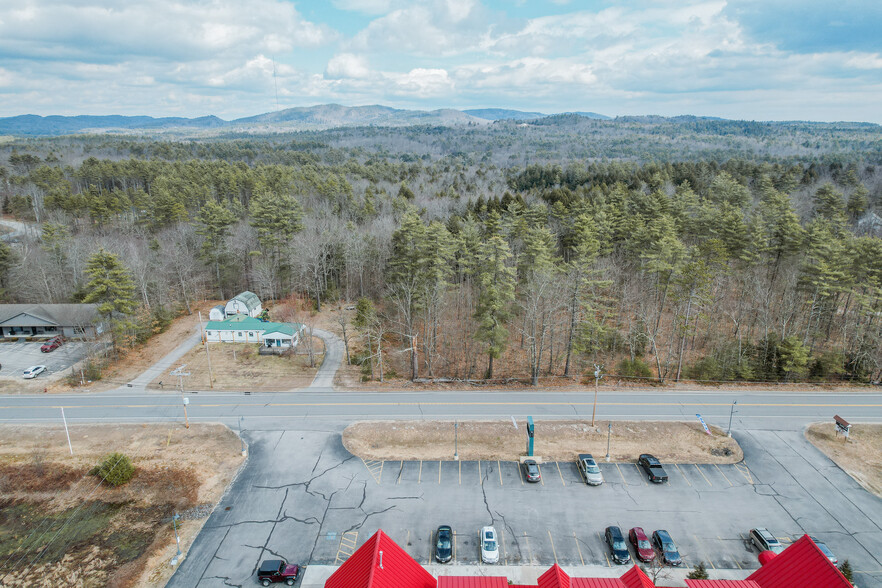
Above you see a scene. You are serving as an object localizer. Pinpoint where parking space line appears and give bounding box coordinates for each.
[458,459,461,485]
[524,531,534,564]
[548,530,558,564]
[598,531,610,566]
[335,530,359,564]
[478,459,482,485]
[555,462,566,486]
[695,535,714,569]
[694,464,713,486]
[496,460,502,486]
[714,464,734,486]
[734,463,754,484]
[518,461,524,485]
[615,463,627,484]
[453,531,458,561]
[573,532,584,565]
[397,460,403,484]
[501,527,508,564]
[362,458,383,484]
[633,463,648,485]
[675,463,692,486]
[538,463,545,485]
[418,460,422,484]
[439,460,442,484]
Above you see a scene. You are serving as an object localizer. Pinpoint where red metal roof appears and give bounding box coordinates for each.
[685,581,761,588]
[571,580,629,587]
[618,565,656,588]
[747,534,852,588]
[437,578,509,588]
[538,564,571,588]
[324,529,437,588]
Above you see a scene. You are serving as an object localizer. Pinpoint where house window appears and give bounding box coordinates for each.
[73,326,85,335]
[206,331,213,336]
[249,332,254,337]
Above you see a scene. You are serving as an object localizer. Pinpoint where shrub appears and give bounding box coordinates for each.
[687,562,709,579]
[838,560,853,583]
[617,358,652,379]
[94,452,135,487]
[809,351,846,380]
[685,357,722,381]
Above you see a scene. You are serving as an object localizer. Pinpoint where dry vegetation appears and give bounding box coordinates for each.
[805,422,882,498]
[343,419,743,463]
[0,423,244,587]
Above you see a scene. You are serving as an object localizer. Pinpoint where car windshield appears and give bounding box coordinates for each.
[638,540,651,549]
[438,536,451,548]
[613,540,626,550]
[587,465,600,473]
[484,540,496,551]
[663,542,676,552]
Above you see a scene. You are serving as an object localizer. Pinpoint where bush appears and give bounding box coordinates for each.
[809,351,846,380]
[685,357,722,381]
[93,452,135,487]
[617,358,652,379]
[838,560,853,583]
[686,562,709,579]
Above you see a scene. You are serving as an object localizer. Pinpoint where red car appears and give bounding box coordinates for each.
[257,559,299,586]
[40,337,64,352]
[629,527,656,562]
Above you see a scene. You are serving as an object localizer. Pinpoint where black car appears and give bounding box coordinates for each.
[638,454,669,483]
[652,530,682,566]
[523,459,541,483]
[605,526,632,565]
[257,559,299,586]
[435,525,453,563]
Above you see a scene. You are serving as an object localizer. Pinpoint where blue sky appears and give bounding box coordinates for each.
[0,0,880,122]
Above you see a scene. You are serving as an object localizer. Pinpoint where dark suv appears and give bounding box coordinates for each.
[257,560,299,586]
[638,454,668,483]
[605,526,631,564]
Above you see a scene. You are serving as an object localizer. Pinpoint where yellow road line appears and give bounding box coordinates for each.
[538,463,545,485]
[714,464,734,486]
[634,463,648,485]
[694,464,713,486]
[548,530,558,564]
[453,531,457,561]
[675,463,692,486]
[615,463,627,484]
[734,463,754,484]
[362,459,383,484]
[335,531,359,564]
[556,461,566,486]
[518,461,524,485]
[498,460,503,486]
[573,532,584,565]
[418,460,423,484]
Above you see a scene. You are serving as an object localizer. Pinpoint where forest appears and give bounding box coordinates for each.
[1,115,881,385]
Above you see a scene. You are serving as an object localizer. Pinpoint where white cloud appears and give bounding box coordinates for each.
[325,54,372,79]
[391,68,453,97]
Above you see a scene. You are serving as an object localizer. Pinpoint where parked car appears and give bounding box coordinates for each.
[480,526,499,564]
[522,459,541,483]
[605,526,631,564]
[808,536,837,564]
[652,530,683,566]
[257,559,299,586]
[578,453,604,485]
[435,525,453,563]
[629,527,656,562]
[22,365,47,379]
[40,337,64,352]
[749,528,785,554]
[638,454,669,483]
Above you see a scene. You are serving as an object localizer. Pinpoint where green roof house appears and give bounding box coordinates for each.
[224,291,262,318]
[204,316,305,348]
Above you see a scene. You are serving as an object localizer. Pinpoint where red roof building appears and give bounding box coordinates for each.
[325,530,849,588]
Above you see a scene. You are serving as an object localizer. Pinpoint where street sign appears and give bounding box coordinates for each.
[834,415,851,440]
[696,414,712,436]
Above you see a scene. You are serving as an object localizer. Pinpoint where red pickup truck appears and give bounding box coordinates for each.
[257,560,299,586]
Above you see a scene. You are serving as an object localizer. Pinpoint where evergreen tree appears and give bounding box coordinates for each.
[779,335,809,380]
[474,215,516,379]
[838,559,854,584]
[83,248,137,351]
[686,562,709,580]
[196,200,238,298]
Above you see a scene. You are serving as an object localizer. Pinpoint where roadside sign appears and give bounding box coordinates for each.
[834,415,851,440]
[696,414,712,436]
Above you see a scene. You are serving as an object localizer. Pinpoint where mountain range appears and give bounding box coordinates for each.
[0,104,612,136]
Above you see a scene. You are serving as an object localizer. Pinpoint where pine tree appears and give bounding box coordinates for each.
[474,217,516,379]
[196,200,237,298]
[838,559,854,584]
[686,562,709,579]
[83,248,137,351]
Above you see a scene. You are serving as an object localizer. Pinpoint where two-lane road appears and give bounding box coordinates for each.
[3,389,881,432]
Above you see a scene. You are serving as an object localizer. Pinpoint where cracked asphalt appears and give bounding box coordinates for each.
[168,426,882,587]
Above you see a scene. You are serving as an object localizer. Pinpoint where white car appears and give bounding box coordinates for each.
[578,453,604,486]
[480,526,499,564]
[23,365,47,379]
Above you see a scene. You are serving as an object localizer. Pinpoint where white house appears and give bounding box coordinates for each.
[203,315,304,348]
[224,291,262,318]
[208,305,225,321]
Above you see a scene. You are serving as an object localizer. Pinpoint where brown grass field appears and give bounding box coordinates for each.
[806,422,882,498]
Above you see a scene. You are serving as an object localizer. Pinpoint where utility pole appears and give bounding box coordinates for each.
[198,311,213,389]
[591,364,603,427]
[170,365,191,429]
[727,400,738,437]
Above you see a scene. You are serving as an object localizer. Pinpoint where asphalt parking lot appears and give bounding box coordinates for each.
[0,340,90,380]
[169,428,882,587]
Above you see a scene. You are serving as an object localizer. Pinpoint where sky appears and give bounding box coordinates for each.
[0,0,880,122]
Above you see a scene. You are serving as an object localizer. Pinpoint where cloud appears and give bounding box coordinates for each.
[325,54,372,79]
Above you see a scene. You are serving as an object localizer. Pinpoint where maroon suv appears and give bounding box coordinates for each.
[257,560,299,586]
[40,337,63,353]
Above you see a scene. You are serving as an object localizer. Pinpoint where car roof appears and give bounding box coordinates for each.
[631,527,647,538]
[755,528,777,541]
[654,530,672,540]
[578,453,594,460]
[607,526,624,537]
[258,560,283,573]
[438,525,451,531]
[482,526,496,535]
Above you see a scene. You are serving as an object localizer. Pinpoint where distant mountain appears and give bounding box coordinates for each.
[0,114,225,136]
[568,111,612,120]
[463,108,546,121]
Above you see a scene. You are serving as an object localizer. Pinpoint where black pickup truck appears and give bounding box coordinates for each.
[257,560,300,586]
[637,454,669,483]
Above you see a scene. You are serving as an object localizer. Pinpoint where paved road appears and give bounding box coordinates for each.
[2,389,881,432]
